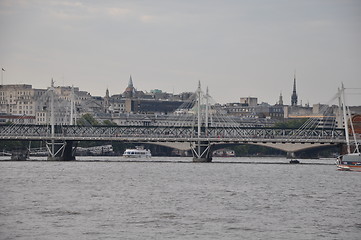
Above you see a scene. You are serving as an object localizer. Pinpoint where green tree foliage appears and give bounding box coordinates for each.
[103,120,117,126]
[77,113,100,126]
[274,118,308,128]
[77,114,117,126]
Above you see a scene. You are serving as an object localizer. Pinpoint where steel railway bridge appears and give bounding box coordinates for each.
[0,81,356,161]
[0,124,347,161]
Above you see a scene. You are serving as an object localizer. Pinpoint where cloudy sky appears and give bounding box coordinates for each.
[0,0,360,105]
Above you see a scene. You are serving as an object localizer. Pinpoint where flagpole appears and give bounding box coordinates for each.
[1,68,4,86]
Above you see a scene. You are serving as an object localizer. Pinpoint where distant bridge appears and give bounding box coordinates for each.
[0,81,357,161]
[0,124,348,159]
[0,124,346,144]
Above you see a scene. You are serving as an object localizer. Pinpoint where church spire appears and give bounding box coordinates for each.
[128,75,134,88]
[123,75,136,98]
[291,71,298,106]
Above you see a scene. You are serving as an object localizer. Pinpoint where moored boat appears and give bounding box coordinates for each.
[289,159,300,164]
[336,83,361,171]
[336,153,361,171]
[123,146,151,158]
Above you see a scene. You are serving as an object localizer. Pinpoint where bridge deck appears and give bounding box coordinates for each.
[0,124,349,144]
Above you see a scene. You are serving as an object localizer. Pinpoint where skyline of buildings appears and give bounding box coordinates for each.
[0,75,360,127]
[1,68,331,107]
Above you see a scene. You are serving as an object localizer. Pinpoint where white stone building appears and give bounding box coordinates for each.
[0,84,46,124]
[0,84,100,125]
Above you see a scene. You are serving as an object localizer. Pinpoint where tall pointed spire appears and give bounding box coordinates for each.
[128,75,133,88]
[291,71,298,106]
[123,75,135,98]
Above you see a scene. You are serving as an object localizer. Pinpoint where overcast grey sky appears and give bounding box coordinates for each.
[1,0,360,105]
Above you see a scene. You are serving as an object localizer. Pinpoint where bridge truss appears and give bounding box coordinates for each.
[0,124,346,143]
[0,81,356,161]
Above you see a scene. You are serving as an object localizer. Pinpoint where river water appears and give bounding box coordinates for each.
[0,157,360,240]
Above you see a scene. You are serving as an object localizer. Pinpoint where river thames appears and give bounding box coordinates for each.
[0,157,360,240]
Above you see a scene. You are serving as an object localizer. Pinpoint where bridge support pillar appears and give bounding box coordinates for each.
[286,151,296,159]
[191,141,212,162]
[46,140,76,161]
[339,143,356,155]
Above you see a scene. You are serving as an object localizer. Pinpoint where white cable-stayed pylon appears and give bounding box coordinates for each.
[287,92,340,140]
[70,86,76,125]
[163,82,253,138]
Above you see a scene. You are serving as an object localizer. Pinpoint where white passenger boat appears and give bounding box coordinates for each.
[123,146,151,158]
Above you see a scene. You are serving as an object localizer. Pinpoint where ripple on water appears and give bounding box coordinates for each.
[0,159,360,240]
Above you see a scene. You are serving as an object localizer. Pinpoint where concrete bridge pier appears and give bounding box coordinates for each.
[286,151,296,159]
[191,141,212,162]
[46,140,76,161]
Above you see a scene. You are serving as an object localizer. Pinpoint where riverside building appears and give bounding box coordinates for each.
[1,75,359,127]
